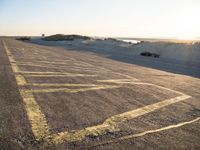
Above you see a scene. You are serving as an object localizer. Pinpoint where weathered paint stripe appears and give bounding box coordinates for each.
[23,85,120,94]
[51,94,191,144]
[89,117,200,148]
[3,40,192,145]
[24,74,96,77]
[26,83,98,87]
[3,40,51,140]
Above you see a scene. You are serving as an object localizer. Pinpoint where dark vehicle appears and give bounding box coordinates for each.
[152,53,160,58]
[140,52,160,58]
[140,52,152,56]
[16,37,31,41]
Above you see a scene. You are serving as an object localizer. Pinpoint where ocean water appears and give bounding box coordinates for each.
[118,39,140,44]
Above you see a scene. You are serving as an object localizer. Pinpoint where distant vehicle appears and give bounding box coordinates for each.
[16,37,31,41]
[140,52,160,58]
[152,53,160,58]
[140,52,152,56]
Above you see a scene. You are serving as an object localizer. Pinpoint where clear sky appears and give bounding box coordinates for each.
[0,0,200,39]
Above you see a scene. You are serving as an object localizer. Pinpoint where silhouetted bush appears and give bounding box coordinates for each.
[43,34,91,41]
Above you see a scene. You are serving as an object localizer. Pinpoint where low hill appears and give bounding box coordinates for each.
[43,34,91,41]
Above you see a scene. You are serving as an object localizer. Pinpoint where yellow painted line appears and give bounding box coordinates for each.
[18,71,92,75]
[24,74,96,77]
[20,90,51,139]
[50,94,191,144]
[20,61,70,65]
[73,68,107,73]
[114,72,139,80]
[36,61,71,65]
[89,117,200,148]
[3,40,51,140]
[74,62,93,67]
[17,63,73,69]
[23,85,120,93]
[97,80,184,95]
[19,61,92,67]
[4,45,20,73]
[17,63,66,69]
[26,83,98,87]
[17,63,98,74]
[18,71,73,74]
[16,75,27,86]
[97,79,139,83]
[3,40,193,145]
[103,95,191,126]
[35,60,73,64]
[130,82,185,95]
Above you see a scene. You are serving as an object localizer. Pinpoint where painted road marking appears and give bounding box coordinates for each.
[89,117,200,148]
[17,63,99,73]
[3,40,193,145]
[18,61,93,67]
[22,85,120,94]
[24,74,96,77]
[98,79,139,83]
[20,90,51,139]
[114,72,139,80]
[74,62,93,67]
[3,41,51,140]
[50,94,191,144]
[18,71,98,75]
[18,71,83,74]
[16,75,27,86]
[97,79,184,95]
[17,63,71,69]
[103,95,191,126]
[23,61,71,65]
[18,62,70,66]
[26,83,98,87]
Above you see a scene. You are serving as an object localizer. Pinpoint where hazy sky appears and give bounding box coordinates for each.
[1,0,200,39]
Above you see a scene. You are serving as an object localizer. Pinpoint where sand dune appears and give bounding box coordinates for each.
[30,37,200,78]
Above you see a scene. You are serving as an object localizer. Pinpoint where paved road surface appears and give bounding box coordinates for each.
[0,38,200,149]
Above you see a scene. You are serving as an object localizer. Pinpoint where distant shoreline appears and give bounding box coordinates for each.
[1,35,199,43]
[115,37,200,43]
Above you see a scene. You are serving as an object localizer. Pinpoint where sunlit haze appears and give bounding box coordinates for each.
[0,0,200,40]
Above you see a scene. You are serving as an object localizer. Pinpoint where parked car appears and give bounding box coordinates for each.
[140,52,160,58]
[152,53,160,58]
[140,52,152,57]
[16,37,31,41]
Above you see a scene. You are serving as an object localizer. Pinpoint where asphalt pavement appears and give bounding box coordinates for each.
[0,38,200,150]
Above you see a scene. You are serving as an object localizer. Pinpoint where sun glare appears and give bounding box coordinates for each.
[173,3,199,41]
[177,35,196,41]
